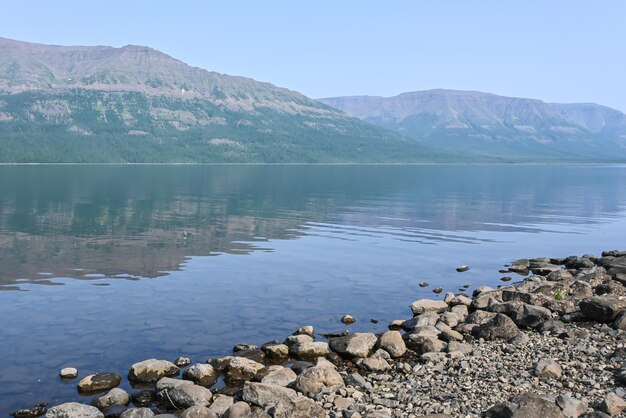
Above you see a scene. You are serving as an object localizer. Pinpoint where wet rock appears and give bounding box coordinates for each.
[179,406,217,418]
[579,297,626,322]
[410,299,448,316]
[175,357,191,368]
[119,408,154,418]
[329,333,377,358]
[388,319,405,330]
[433,287,443,294]
[232,344,257,352]
[378,330,406,357]
[213,356,264,386]
[419,282,429,287]
[293,359,344,397]
[293,325,314,337]
[182,364,218,388]
[289,341,329,360]
[92,388,130,409]
[341,314,356,324]
[483,393,566,418]
[45,403,104,418]
[222,402,250,418]
[102,406,126,418]
[232,348,264,364]
[129,391,154,407]
[128,359,179,383]
[456,265,470,272]
[157,384,213,409]
[60,368,78,379]
[11,403,47,418]
[77,372,122,393]
[534,359,562,379]
[599,393,626,416]
[155,377,193,393]
[473,313,520,341]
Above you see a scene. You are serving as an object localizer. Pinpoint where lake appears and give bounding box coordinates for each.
[1,164,626,414]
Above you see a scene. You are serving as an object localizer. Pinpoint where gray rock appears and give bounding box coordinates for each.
[92,388,130,409]
[46,403,104,418]
[293,359,344,397]
[599,393,626,416]
[223,402,251,418]
[60,368,78,379]
[179,406,217,418]
[410,299,448,316]
[182,364,218,388]
[158,384,213,409]
[260,366,297,387]
[213,356,264,385]
[579,297,626,322]
[283,334,313,346]
[329,333,377,358]
[242,382,325,418]
[128,359,179,383]
[294,325,314,337]
[534,359,562,379]
[613,310,626,330]
[155,377,193,393]
[356,355,391,372]
[260,343,289,362]
[489,301,552,329]
[119,409,154,418]
[403,334,446,354]
[378,331,406,358]
[473,313,520,341]
[77,372,122,393]
[465,310,497,325]
[483,393,566,417]
[208,395,234,417]
[101,405,126,418]
[555,395,587,418]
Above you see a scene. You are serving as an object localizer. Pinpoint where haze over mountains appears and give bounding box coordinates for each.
[0,37,429,163]
[1,36,625,162]
[320,90,626,160]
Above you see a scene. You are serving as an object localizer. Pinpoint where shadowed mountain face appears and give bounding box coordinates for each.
[319,90,626,161]
[0,37,437,163]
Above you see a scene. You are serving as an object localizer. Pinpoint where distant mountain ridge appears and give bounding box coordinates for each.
[0,37,437,163]
[319,90,626,160]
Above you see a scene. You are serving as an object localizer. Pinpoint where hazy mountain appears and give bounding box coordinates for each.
[319,90,626,160]
[0,37,441,163]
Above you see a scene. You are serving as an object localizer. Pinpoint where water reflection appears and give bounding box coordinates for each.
[1,164,625,287]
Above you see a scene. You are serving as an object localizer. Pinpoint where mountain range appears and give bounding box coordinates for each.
[320,90,626,160]
[1,36,625,162]
[0,37,433,163]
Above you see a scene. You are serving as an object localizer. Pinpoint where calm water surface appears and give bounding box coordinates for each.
[1,164,626,413]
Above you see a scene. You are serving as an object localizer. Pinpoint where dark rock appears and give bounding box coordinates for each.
[489,301,552,329]
[579,297,626,322]
[77,372,123,394]
[157,384,213,409]
[130,391,155,407]
[456,265,470,272]
[483,393,566,418]
[341,314,356,324]
[10,403,47,418]
[102,406,127,418]
[419,282,429,287]
[232,348,265,364]
[473,313,520,341]
[232,344,257,352]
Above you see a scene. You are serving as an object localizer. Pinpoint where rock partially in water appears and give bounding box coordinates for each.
[410,299,448,316]
[419,281,429,287]
[45,403,104,418]
[260,342,289,363]
[174,357,191,368]
[293,326,314,337]
[130,391,155,407]
[456,265,470,272]
[341,314,356,324]
[128,359,179,383]
[11,403,47,418]
[289,341,329,360]
[92,388,130,409]
[182,364,218,388]
[77,372,122,394]
[60,368,78,379]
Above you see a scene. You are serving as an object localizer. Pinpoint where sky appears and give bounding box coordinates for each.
[2,1,625,111]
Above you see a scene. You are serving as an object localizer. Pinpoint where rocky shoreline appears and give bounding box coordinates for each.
[14,251,626,418]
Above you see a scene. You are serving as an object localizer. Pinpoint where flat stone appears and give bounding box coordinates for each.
[128,359,179,383]
[46,403,104,418]
[410,299,448,316]
[155,377,193,393]
[77,372,122,393]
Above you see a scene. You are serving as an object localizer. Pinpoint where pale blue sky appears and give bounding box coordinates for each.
[2,1,625,111]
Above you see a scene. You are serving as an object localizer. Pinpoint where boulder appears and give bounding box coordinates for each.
[289,342,329,360]
[179,406,217,418]
[128,359,179,383]
[77,372,122,393]
[155,377,193,393]
[473,314,520,341]
[378,331,406,358]
[243,382,325,418]
[599,393,626,416]
[293,359,344,397]
[483,393,566,418]
[294,325,314,337]
[403,334,446,354]
[46,403,104,418]
[208,395,234,416]
[158,384,212,409]
[410,299,448,316]
[555,395,587,418]
[534,359,562,380]
[213,356,264,385]
[489,301,552,328]
[579,297,626,322]
[261,343,289,362]
[223,402,251,418]
[119,409,154,418]
[283,334,313,346]
[182,364,218,388]
[356,355,391,372]
[260,366,297,387]
[329,333,377,358]
[92,388,131,409]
